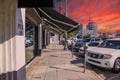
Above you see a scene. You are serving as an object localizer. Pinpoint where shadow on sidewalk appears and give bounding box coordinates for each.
[49,65,84,73]
[70,51,116,80]
[70,57,91,69]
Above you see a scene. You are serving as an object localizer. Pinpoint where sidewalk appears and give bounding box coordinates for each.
[26,42,103,80]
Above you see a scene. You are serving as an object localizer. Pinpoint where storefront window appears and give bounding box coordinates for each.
[25,19,35,64]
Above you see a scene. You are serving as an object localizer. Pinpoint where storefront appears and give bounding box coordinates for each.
[0,2,79,80]
[25,19,36,63]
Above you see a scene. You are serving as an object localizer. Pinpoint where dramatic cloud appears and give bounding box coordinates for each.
[66,0,120,33]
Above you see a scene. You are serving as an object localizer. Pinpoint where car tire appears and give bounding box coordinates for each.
[113,58,120,73]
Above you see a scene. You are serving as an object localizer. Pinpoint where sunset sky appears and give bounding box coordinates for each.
[55,0,120,33]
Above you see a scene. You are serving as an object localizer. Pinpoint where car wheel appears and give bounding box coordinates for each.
[113,58,120,72]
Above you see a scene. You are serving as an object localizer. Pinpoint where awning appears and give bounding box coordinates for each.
[34,8,79,32]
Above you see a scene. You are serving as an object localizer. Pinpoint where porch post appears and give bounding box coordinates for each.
[44,29,47,48]
[38,24,42,55]
[64,31,68,50]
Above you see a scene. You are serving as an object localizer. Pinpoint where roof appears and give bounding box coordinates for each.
[107,38,120,41]
[34,8,79,32]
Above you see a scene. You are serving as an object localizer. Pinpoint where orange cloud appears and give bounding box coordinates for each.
[66,0,120,33]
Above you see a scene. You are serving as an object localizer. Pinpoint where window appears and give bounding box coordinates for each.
[99,40,120,49]
[25,19,35,64]
[95,38,100,41]
[83,38,91,42]
[88,43,99,47]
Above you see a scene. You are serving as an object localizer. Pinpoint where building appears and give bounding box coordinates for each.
[77,29,94,38]
[86,22,98,37]
[76,22,98,38]
[73,24,83,34]
[115,30,120,38]
[73,24,83,38]
[0,1,79,80]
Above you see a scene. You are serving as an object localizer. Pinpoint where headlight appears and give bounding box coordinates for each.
[102,54,112,59]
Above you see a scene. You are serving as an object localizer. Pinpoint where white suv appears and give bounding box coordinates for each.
[86,38,120,72]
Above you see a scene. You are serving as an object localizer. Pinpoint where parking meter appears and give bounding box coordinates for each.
[83,44,88,73]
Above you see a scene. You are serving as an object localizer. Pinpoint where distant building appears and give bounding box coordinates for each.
[76,22,98,38]
[77,29,94,38]
[75,24,83,38]
[73,24,83,34]
[78,24,83,30]
[115,30,120,38]
[86,22,98,37]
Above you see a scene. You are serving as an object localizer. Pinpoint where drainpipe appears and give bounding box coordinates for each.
[65,0,68,17]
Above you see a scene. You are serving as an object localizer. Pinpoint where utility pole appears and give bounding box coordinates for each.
[65,0,68,16]
[57,0,63,14]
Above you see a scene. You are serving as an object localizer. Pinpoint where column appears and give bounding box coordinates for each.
[38,24,42,55]
[64,31,68,50]
[44,29,47,48]
[15,8,26,80]
[48,31,50,44]
[0,1,26,79]
[46,30,48,46]
[59,34,62,45]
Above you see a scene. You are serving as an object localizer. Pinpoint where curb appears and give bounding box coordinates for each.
[91,70,104,80]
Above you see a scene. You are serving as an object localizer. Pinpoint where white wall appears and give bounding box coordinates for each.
[0,0,26,79]
[15,8,25,71]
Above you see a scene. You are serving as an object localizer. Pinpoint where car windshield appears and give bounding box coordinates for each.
[88,43,99,47]
[76,40,82,42]
[98,40,120,49]
[83,39,91,42]
[95,38,100,41]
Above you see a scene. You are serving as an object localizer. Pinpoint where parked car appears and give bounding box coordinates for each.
[88,42,100,47]
[67,38,72,48]
[79,42,100,56]
[73,39,84,52]
[101,37,113,41]
[67,37,77,49]
[87,38,120,72]
[25,36,33,47]
[83,38,102,45]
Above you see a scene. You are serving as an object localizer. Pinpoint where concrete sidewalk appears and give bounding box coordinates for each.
[26,43,103,80]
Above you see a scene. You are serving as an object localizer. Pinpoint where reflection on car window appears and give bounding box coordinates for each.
[76,40,82,42]
[88,43,99,46]
[83,39,91,42]
[95,39,100,41]
[91,39,94,41]
[99,40,120,49]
